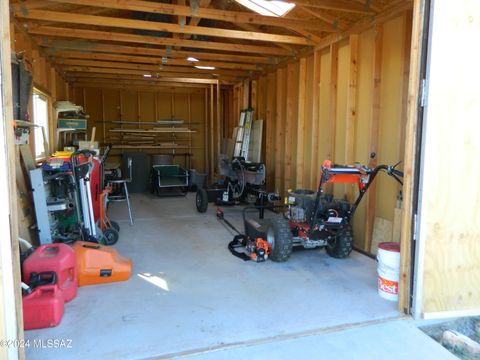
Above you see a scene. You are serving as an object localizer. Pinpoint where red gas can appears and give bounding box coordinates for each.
[23,244,78,302]
[22,285,65,330]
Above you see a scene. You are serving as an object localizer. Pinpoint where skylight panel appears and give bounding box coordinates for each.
[234,0,295,17]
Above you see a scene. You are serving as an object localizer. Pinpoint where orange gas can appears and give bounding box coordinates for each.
[72,242,132,286]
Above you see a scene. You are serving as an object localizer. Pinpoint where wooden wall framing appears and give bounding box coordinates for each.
[1,1,24,358]
[245,12,412,257]
[72,83,226,176]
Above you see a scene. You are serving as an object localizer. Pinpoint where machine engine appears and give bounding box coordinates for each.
[286,189,351,225]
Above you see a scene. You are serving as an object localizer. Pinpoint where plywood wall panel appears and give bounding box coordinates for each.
[138,92,156,123]
[317,51,331,172]
[157,93,172,120]
[376,16,405,222]
[55,73,67,101]
[352,29,375,248]
[78,86,207,172]
[303,55,314,190]
[333,42,349,199]
[103,89,120,144]
[274,68,286,194]
[257,76,267,121]
[295,57,307,189]
[73,87,84,107]
[84,88,103,142]
[265,72,276,191]
[284,62,299,193]
[417,0,480,317]
[245,13,410,253]
[121,90,138,126]
[190,92,205,171]
[173,93,189,121]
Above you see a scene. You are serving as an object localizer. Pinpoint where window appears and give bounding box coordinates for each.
[32,91,49,159]
[234,0,295,17]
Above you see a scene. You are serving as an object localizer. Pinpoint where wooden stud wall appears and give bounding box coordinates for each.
[1,2,23,357]
[72,86,209,172]
[247,12,412,251]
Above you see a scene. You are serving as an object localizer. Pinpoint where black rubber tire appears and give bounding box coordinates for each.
[103,228,119,246]
[326,225,353,259]
[109,220,120,232]
[266,216,293,262]
[196,188,208,213]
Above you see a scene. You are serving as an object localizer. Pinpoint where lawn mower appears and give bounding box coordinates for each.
[220,154,404,262]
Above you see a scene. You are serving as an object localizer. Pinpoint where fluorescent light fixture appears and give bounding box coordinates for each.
[143,74,152,78]
[234,0,295,17]
[187,56,199,62]
[195,65,216,70]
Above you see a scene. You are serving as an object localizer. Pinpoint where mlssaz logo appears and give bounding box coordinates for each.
[33,339,73,348]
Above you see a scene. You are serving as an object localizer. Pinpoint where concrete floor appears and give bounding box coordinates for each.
[25,193,407,359]
[181,319,458,360]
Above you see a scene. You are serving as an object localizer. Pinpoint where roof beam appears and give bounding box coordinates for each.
[35,38,276,64]
[73,83,212,93]
[28,0,329,31]
[235,23,296,53]
[14,10,313,45]
[26,25,292,56]
[290,0,376,14]
[67,73,220,84]
[62,66,242,81]
[188,0,211,27]
[69,78,209,88]
[50,51,262,71]
[14,0,52,10]
[299,6,349,31]
[59,59,249,76]
[71,79,210,88]
[351,0,382,13]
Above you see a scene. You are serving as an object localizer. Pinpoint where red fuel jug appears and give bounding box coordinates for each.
[22,274,65,330]
[22,243,77,302]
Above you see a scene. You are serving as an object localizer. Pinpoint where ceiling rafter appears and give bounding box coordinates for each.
[289,0,377,14]
[50,51,262,71]
[351,0,382,13]
[21,0,330,31]
[234,23,296,54]
[188,0,211,27]
[66,73,220,84]
[59,59,250,76]
[67,76,211,87]
[70,79,209,87]
[34,38,276,64]
[70,83,221,92]
[299,6,349,31]
[14,9,313,46]
[14,0,52,10]
[25,25,293,56]
[62,65,239,78]
[71,82,210,90]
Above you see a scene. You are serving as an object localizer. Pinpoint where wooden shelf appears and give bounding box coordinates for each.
[112,144,200,149]
[109,128,196,133]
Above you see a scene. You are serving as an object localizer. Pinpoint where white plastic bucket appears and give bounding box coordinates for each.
[377,242,400,301]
